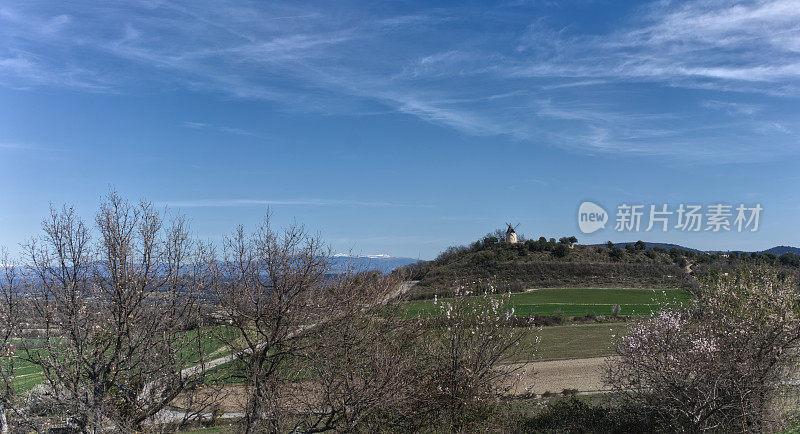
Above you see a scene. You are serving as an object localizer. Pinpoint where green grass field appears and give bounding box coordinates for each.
[1,348,48,393]
[405,287,692,318]
[9,356,45,393]
[534,323,628,360]
[6,327,237,393]
[487,323,629,363]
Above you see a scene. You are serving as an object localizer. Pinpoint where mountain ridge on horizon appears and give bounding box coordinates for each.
[589,242,800,255]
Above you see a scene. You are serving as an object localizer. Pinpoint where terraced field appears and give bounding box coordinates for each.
[8,356,44,393]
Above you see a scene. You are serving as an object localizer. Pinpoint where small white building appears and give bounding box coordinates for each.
[505,225,518,244]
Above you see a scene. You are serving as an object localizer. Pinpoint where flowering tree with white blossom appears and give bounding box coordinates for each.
[606,267,800,432]
[421,283,536,432]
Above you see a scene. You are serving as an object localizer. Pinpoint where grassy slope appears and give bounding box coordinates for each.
[8,327,236,393]
[9,354,44,393]
[404,242,700,296]
[405,287,692,318]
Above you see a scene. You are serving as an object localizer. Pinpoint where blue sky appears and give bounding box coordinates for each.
[1,0,799,259]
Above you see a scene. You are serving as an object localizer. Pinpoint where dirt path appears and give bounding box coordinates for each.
[503,357,612,395]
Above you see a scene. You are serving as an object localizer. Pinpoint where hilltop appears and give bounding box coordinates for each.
[594,242,800,255]
[398,235,800,299]
[592,242,700,252]
[762,246,800,255]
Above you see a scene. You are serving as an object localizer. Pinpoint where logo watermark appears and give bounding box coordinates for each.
[577,202,762,234]
[578,201,608,234]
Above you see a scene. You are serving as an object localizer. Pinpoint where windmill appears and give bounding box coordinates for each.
[505,222,520,244]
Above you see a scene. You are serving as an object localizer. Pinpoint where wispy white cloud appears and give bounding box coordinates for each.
[0,142,55,151]
[182,121,207,129]
[507,6,800,94]
[181,121,259,137]
[0,0,798,162]
[701,100,763,116]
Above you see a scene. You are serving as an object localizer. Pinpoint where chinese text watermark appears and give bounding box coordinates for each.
[578,202,762,234]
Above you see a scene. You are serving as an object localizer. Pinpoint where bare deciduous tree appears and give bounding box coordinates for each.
[606,267,800,432]
[295,271,423,432]
[9,195,540,433]
[0,248,21,434]
[21,191,209,432]
[212,217,330,434]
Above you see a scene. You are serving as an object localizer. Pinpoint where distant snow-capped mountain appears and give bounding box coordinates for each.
[331,254,420,271]
[333,253,396,259]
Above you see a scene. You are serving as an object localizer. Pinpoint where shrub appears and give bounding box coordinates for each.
[519,397,659,433]
[552,243,570,258]
[610,304,621,316]
[558,236,577,245]
[482,236,499,247]
[24,384,64,417]
[531,315,564,327]
[606,268,800,432]
[508,281,525,292]
[552,309,564,325]
[779,253,800,267]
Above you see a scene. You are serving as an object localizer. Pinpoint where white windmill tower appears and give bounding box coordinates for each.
[505,222,519,244]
